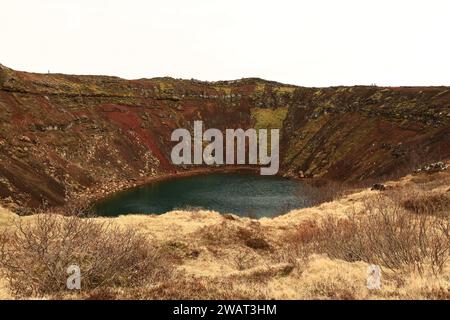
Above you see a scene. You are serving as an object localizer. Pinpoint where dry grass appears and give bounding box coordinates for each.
[197,220,272,251]
[0,171,449,300]
[121,277,269,300]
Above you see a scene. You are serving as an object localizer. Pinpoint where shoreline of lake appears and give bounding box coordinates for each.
[91,171,311,218]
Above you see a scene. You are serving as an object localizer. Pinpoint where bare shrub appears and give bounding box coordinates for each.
[310,195,449,275]
[401,191,450,217]
[285,220,321,244]
[233,250,257,270]
[282,194,449,276]
[274,220,319,272]
[0,214,175,297]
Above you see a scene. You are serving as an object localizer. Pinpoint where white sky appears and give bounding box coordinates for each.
[1,0,449,86]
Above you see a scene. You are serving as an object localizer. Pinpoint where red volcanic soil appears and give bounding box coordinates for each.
[99,104,173,171]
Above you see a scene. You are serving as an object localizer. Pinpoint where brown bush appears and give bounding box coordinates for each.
[284,195,449,275]
[286,220,321,244]
[276,220,319,265]
[313,195,449,275]
[401,191,450,217]
[236,227,271,250]
[0,214,175,297]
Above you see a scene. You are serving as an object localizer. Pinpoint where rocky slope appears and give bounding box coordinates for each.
[0,64,449,210]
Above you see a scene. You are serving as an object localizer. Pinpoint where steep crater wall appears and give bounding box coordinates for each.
[0,64,449,210]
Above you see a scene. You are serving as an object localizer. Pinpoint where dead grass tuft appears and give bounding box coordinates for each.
[198,221,272,251]
[120,276,269,300]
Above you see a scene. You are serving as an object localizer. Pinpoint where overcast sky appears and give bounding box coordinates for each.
[1,0,449,86]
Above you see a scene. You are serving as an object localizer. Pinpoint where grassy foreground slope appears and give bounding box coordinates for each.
[0,169,448,300]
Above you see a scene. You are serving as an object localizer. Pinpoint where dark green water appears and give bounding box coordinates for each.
[93,173,312,218]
